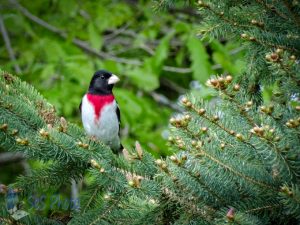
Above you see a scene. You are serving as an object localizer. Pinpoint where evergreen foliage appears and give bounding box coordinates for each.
[1,0,300,224]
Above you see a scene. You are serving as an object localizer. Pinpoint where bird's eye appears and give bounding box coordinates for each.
[101,75,105,79]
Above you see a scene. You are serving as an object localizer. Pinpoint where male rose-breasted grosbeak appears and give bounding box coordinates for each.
[80,70,122,153]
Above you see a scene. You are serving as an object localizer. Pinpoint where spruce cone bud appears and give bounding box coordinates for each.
[169,117,176,124]
[39,128,49,138]
[198,108,206,116]
[185,101,192,108]
[181,155,187,160]
[241,33,248,39]
[265,54,271,61]
[226,208,235,221]
[184,114,191,121]
[201,127,208,133]
[295,106,300,111]
[181,97,188,104]
[220,143,225,149]
[90,159,101,169]
[246,101,253,107]
[0,124,8,131]
[198,0,207,7]
[229,130,235,135]
[276,48,283,54]
[249,36,256,41]
[233,84,240,91]
[178,143,184,149]
[213,115,219,121]
[290,55,296,61]
[16,138,29,145]
[170,155,177,162]
[155,159,163,166]
[225,75,233,83]
[274,136,280,142]
[258,22,264,27]
[191,140,197,146]
[235,133,244,141]
[11,129,18,136]
[161,162,168,170]
[251,19,257,25]
[270,53,279,62]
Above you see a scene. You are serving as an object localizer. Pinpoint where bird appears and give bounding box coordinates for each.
[79,70,122,154]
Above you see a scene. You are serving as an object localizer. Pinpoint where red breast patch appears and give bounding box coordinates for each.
[87,94,115,121]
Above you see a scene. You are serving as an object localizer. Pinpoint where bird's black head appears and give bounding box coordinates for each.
[88,70,120,95]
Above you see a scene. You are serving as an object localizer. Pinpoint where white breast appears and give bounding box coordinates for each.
[81,95,120,151]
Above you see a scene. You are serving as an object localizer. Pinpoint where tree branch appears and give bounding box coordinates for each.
[0,15,21,74]
[10,0,194,74]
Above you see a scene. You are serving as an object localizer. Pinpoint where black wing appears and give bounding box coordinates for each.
[116,103,124,153]
[116,103,121,135]
[79,100,82,113]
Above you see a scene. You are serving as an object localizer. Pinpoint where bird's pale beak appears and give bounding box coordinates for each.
[108,74,120,84]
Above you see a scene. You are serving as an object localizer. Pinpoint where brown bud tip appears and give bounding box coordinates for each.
[235,133,243,140]
[270,53,279,61]
[276,48,283,54]
[290,55,296,60]
[229,130,235,135]
[246,101,253,107]
[198,108,206,116]
[0,124,8,131]
[184,114,191,121]
[135,141,143,159]
[60,117,68,132]
[11,129,18,136]
[201,127,208,132]
[39,128,49,138]
[181,155,187,160]
[191,140,197,146]
[274,136,280,142]
[161,163,168,169]
[213,115,219,121]
[0,184,8,194]
[251,19,257,24]
[181,97,188,104]
[169,118,176,124]
[220,11,224,16]
[249,36,256,41]
[220,143,225,149]
[226,208,235,220]
[178,143,184,149]
[16,138,29,145]
[104,194,110,200]
[225,75,233,83]
[155,159,163,166]
[258,22,264,27]
[90,159,101,169]
[170,155,177,162]
[233,84,240,91]
[265,54,271,61]
[82,143,89,149]
[241,33,248,39]
[185,101,192,107]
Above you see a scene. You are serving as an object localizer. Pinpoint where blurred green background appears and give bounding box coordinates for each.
[0,0,245,183]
